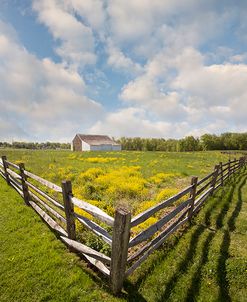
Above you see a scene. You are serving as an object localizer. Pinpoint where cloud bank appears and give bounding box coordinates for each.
[0,1,247,141]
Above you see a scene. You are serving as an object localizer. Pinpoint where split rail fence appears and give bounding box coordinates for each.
[0,155,246,294]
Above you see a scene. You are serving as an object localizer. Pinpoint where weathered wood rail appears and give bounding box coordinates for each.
[0,155,246,294]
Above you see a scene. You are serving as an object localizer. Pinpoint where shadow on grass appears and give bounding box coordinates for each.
[184,231,214,302]
[216,173,247,302]
[130,179,232,293]
[157,224,205,302]
[155,174,242,302]
[131,224,191,290]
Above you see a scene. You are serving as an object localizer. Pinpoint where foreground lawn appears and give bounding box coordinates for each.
[0,163,246,301]
[0,178,121,302]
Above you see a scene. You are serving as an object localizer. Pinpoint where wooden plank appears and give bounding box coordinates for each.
[222,166,229,173]
[0,169,6,179]
[6,168,21,180]
[24,170,62,193]
[131,185,193,227]
[8,173,22,187]
[128,209,189,263]
[126,215,189,277]
[5,161,19,170]
[222,174,229,183]
[26,180,64,210]
[71,196,114,227]
[62,181,76,240]
[9,178,24,197]
[197,171,214,186]
[194,187,213,205]
[110,208,131,294]
[193,187,213,214]
[29,191,66,224]
[84,254,110,276]
[214,182,221,190]
[29,201,67,237]
[129,198,191,247]
[60,236,111,265]
[196,179,212,196]
[75,213,112,245]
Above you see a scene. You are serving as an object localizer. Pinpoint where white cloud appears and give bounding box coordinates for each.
[69,0,106,31]
[89,107,178,138]
[32,0,96,68]
[106,39,143,75]
[0,20,102,141]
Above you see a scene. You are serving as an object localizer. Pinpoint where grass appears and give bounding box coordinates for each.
[0,151,247,301]
[0,149,236,216]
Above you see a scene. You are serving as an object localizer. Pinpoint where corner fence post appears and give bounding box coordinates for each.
[110,208,131,295]
[2,156,10,185]
[210,164,220,195]
[220,162,224,186]
[188,176,198,221]
[19,163,30,205]
[62,180,76,240]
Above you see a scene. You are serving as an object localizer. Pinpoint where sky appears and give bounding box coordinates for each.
[0,0,247,142]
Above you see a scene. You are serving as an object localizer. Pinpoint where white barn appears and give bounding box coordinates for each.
[71,134,121,151]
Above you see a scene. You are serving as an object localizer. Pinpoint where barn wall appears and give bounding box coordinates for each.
[90,144,121,151]
[112,145,122,151]
[81,141,90,151]
[72,136,82,151]
[90,144,111,151]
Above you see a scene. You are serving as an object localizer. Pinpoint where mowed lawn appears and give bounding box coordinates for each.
[0,155,247,301]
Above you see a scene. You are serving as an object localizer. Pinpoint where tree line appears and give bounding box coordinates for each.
[0,141,70,150]
[1,132,246,152]
[117,133,247,151]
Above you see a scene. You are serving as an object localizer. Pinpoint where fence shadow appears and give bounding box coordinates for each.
[155,174,242,302]
[216,173,247,302]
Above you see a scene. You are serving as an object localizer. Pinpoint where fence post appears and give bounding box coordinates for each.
[220,162,224,186]
[238,157,242,170]
[19,163,30,205]
[210,165,220,195]
[233,158,237,173]
[188,176,198,221]
[241,157,245,168]
[1,156,10,185]
[110,208,131,295]
[62,180,76,240]
[228,159,231,179]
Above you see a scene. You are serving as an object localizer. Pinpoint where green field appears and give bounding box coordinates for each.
[0,150,235,216]
[0,155,246,301]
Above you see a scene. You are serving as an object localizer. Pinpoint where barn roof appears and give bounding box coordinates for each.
[76,134,120,146]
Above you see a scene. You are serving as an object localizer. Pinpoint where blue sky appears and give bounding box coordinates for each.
[0,0,247,142]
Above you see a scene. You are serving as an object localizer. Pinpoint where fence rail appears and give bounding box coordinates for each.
[0,154,246,294]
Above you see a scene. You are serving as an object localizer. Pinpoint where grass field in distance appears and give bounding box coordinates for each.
[1,150,235,215]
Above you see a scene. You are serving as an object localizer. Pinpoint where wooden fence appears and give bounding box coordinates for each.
[0,155,246,294]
